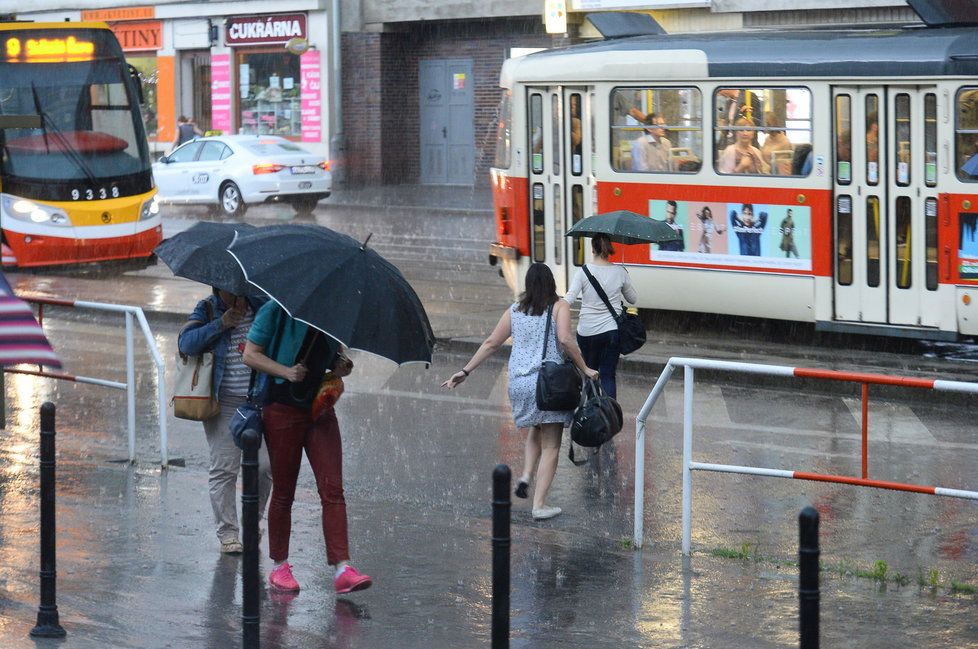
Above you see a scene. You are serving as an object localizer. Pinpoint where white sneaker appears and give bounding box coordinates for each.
[532,506,562,520]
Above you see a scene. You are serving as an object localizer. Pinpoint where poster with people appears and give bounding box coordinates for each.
[647,199,811,270]
[959,212,978,280]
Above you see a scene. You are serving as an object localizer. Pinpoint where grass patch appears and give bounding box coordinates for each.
[707,546,975,596]
[616,536,634,551]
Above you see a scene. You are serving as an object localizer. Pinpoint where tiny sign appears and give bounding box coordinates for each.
[545,0,567,34]
[453,73,465,90]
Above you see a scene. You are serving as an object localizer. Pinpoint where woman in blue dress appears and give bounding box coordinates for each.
[442,263,597,520]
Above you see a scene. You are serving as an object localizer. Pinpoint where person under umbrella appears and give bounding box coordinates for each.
[242,300,371,595]
[563,234,637,399]
[178,286,271,555]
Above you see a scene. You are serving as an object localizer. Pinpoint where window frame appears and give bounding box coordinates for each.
[609,85,703,175]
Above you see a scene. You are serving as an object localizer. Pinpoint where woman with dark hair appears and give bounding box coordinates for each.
[442,263,597,520]
[564,234,638,399]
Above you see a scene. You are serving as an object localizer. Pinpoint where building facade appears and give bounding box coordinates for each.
[16,0,919,187]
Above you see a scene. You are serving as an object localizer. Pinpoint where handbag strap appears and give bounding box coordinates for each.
[540,302,555,361]
[581,265,622,325]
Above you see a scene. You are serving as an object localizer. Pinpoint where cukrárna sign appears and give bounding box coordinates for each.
[225,13,307,46]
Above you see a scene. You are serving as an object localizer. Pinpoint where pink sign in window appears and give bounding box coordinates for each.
[211,54,232,134]
[300,52,321,143]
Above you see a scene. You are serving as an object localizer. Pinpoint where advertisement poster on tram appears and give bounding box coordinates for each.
[647,199,811,271]
[958,212,978,280]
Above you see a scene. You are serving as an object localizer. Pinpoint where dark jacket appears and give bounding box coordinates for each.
[177,294,267,398]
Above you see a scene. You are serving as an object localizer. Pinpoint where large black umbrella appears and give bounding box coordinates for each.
[227,224,435,365]
[154,221,260,295]
[565,210,682,245]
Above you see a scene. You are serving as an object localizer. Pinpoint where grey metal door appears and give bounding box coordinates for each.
[420,59,474,185]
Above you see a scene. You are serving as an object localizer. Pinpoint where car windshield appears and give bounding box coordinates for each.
[241,140,308,156]
[0,43,151,182]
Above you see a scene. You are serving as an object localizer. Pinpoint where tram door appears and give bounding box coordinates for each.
[832,86,939,327]
[525,87,592,294]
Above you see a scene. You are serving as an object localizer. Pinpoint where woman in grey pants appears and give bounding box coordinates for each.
[178,288,272,554]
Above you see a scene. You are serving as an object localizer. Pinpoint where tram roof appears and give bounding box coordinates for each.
[501,26,978,85]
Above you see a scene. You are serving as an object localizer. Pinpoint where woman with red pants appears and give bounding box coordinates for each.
[243,301,372,595]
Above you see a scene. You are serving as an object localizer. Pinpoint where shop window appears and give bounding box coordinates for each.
[714,87,812,177]
[237,50,301,138]
[128,55,158,139]
[611,87,702,173]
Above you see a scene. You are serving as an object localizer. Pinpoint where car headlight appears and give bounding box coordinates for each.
[1,194,70,226]
[139,195,161,221]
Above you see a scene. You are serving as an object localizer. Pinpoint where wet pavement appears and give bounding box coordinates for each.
[0,192,975,647]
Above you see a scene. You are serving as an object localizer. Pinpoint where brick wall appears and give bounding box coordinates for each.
[342,17,553,187]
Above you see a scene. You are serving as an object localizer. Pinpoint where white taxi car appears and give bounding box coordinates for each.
[153,135,331,216]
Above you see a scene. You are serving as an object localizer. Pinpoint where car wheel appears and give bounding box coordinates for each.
[292,197,319,216]
[219,182,245,217]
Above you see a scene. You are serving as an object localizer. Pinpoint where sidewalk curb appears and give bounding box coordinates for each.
[326,199,492,216]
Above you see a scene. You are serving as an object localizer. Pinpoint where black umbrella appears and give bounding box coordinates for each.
[565,210,682,245]
[227,224,435,365]
[154,221,260,295]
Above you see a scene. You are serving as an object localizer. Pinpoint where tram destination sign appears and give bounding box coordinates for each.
[225,13,307,46]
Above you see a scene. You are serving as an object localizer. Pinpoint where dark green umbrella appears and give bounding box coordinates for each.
[565,210,682,245]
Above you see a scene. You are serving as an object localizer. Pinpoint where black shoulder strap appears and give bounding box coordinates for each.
[541,303,554,361]
[581,264,621,324]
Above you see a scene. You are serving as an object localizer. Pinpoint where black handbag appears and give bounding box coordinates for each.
[581,265,646,355]
[569,378,623,465]
[535,303,583,411]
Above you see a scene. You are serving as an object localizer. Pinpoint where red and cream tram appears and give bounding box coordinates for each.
[488,4,978,340]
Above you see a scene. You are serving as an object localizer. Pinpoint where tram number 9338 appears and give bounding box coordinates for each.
[71,186,120,200]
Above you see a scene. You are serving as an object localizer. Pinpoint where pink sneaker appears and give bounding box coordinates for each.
[269,562,300,592]
[334,565,372,594]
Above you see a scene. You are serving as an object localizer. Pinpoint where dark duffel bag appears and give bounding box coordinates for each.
[569,378,623,465]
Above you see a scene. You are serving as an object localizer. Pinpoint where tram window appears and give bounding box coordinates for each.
[835,95,852,184]
[866,196,881,288]
[530,93,544,175]
[569,93,583,176]
[610,87,702,174]
[532,183,545,263]
[924,94,937,187]
[553,184,563,265]
[552,94,561,176]
[925,198,938,291]
[571,185,585,266]
[894,94,911,186]
[837,195,853,286]
[866,95,880,185]
[494,90,512,169]
[955,87,978,182]
[895,196,912,288]
[715,87,812,177]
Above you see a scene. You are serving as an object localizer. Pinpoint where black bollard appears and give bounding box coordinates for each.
[491,464,511,649]
[241,429,261,648]
[30,402,65,638]
[799,506,820,649]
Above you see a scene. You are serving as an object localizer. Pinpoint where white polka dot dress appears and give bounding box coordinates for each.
[507,303,574,429]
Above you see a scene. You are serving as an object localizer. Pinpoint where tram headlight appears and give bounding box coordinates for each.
[1,195,70,226]
[139,194,160,221]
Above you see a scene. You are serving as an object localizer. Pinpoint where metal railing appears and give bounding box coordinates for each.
[633,357,978,553]
[4,296,169,467]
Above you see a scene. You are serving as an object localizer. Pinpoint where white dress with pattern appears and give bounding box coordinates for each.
[507,303,574,428]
